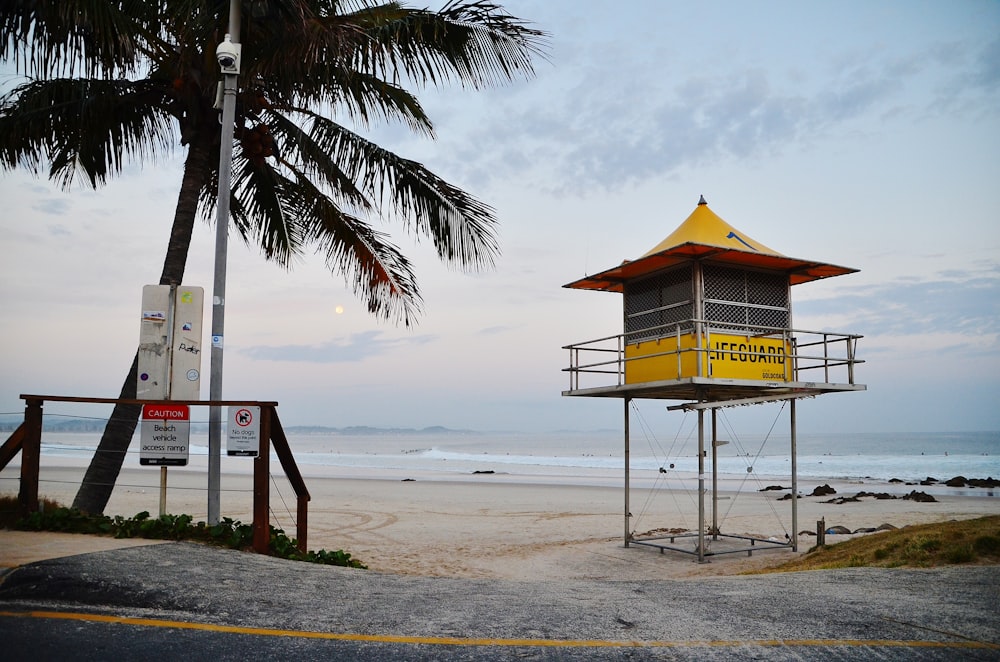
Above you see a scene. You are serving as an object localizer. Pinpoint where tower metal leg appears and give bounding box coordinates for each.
[624,397,631,548]
[711,407,719,541]
[697,407,705,563]
[790,398,798,552]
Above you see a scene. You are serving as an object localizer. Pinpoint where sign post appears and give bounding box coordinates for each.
[137,284,203,515]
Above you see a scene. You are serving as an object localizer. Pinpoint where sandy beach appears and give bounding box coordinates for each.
[5,459,998,580]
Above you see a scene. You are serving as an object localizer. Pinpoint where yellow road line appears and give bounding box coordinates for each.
[2,610,998,650]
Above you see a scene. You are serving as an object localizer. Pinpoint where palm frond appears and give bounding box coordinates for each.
[296,108,499,269]
[299,187,423,326]
[348,1,549,90]
[228,157,304,267]
[265,110,375,214]
[241,10,434,134]
[0,0,161,78]
[224,151,422,325]
[0,77,175,188]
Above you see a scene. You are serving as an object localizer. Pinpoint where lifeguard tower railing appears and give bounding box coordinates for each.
[1,395,310,556]
[563,319,863,399]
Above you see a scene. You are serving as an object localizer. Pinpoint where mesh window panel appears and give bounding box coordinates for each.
[704,265,745,301]
[624,266,693,340]
[661,267,693,306]
[661,265,694,333]
[627,312,662,341]
[627,285,659,317]
[704,264,789,332]
[662,303,693,329]
[704,301,747,332]
[749,306,788,330]
[625,279,659,341]
[747,271,788,308]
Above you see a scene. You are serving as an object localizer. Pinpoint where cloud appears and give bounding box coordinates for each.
[971,36,1000,91]
[477,325,515,336]
[32,197,70,216]
[239,330,437,363]
[795,267,1000,346]
[423,23,1000,199]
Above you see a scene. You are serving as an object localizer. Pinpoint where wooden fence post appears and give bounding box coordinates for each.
[252,408,271,554]
[20,398,43,513]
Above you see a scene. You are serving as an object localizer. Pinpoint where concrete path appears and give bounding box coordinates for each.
[1,539,997,660]
[0,530,166,568]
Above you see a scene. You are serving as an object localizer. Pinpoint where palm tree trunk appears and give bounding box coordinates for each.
[72,141,213,514]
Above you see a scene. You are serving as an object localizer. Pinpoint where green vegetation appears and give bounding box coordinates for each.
[0,496,364,569]
[753,515,1000,573]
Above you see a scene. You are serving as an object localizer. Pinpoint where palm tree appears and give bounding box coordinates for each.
[0,1,546,513]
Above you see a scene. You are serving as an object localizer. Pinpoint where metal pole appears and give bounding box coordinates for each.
[697,407,705,563]
[623,397,630,547]
[159,466,168,517]
[711,407,718,541]
[208,0,241,525]
[790,398,798,551]
[161,284,177,518]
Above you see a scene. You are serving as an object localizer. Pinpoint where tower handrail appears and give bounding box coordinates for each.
[563,320,863,389]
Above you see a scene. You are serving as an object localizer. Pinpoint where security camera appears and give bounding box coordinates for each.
[216,34,241,75]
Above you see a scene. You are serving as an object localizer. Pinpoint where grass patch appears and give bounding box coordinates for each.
[751,515,1000,573]
[0,495,365,569]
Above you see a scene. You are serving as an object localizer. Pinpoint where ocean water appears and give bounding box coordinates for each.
[286,430,1000,487]
[22,429,1000,494]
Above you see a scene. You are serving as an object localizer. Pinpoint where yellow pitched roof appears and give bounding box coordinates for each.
[640,197,782,257]
[565,197,858,292]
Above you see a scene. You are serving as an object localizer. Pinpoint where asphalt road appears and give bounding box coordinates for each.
[1,542,997,660]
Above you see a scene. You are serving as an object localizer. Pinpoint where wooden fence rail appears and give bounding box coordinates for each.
[1,395,310,555]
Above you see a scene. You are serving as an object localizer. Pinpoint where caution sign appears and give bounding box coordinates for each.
[140,404,190,466]
[227,406,260,457]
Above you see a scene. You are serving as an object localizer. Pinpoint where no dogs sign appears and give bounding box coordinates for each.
[227,406,260,457]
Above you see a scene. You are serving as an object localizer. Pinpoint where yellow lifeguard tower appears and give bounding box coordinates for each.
[562,196,866,561]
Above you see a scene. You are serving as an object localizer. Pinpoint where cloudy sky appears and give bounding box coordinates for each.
[2,1,998,434]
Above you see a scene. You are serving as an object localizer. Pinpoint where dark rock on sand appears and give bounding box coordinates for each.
[826,525,852,535]
[968,477,1000,488]
[853,527,877,534]
[856,491,897,500]
[810,484,837,496]
[759,485,788,491]
[945,476,967,487]
[903,490,937,502]
[888,478,904,483]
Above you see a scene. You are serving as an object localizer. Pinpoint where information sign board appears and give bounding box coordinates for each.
[137,284,204,400]
[140,404,191,466]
